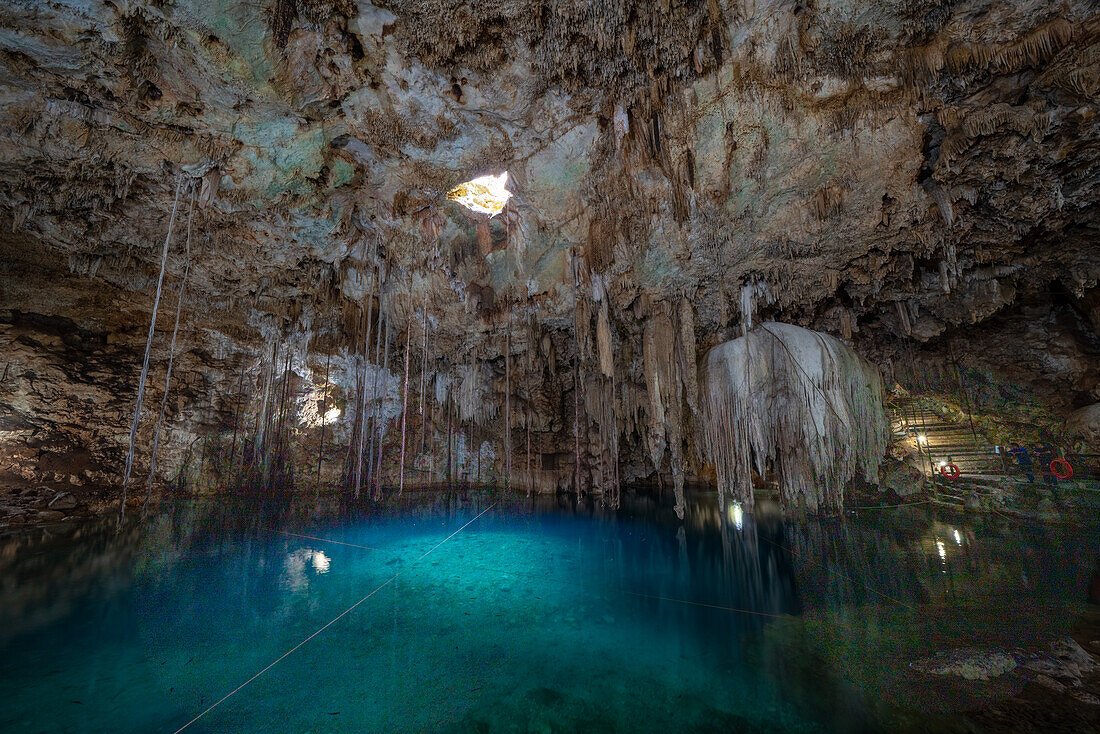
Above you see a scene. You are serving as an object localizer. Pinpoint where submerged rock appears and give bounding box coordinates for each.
[913,637,1099,687]
[911,648,1018,681]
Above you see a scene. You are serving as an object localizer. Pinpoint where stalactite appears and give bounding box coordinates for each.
[896,300,912,336]
[700,322,889,513]
[119,176,182,525]
[643,304,685,517]
[677,297,698,416]
[144,182,195,512]
[740,280,773,334]
[594,275,614,379]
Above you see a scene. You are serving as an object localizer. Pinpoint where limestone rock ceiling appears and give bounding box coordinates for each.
[1,1,1100,502]
[0,1,1096,352]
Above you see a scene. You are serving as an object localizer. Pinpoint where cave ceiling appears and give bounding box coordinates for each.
[1,0,1098,361]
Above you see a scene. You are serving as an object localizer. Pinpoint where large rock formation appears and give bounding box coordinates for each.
[1,1,1099,516]
[701,322,889,513]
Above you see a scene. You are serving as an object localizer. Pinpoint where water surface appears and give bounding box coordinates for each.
[1,489,1097,732]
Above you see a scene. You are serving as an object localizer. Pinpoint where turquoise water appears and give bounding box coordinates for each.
[1,490,1097,733]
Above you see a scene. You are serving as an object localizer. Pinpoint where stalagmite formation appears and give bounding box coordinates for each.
[701,323,889,513]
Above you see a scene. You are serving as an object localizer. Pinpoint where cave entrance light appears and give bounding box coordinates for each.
[446,172,512,216]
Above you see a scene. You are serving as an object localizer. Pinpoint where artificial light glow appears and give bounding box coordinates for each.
[446,172,512,216]
[953,529,962,546]
[312,550,331,573]
[731,502,744,531]
[916,434,928,445]
[322,406,341,423]
[938,461,947,468]
[936,540,946,560]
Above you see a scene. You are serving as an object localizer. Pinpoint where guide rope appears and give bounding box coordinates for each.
[276,530,378,551]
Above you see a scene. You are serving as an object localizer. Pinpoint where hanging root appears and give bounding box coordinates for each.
[119,176,183,526]
[144,180,196,513]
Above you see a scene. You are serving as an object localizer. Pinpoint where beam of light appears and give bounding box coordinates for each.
[953,529,962,546]
[446,172,512,216]
[916,434,927,445]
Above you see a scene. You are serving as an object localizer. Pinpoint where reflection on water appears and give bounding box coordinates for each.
[0,488,1097,733]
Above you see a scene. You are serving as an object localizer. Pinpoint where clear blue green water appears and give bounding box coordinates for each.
[1,489,1098,733]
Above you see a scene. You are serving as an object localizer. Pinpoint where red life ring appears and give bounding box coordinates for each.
[939,463,961,480]
[1050,458,1073,480]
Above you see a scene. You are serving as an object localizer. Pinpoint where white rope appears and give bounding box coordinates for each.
[119,176,182,525]
[172,501,497,732]
[144,182,195,510]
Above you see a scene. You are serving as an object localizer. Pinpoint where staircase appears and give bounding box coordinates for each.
[890,396,1008,479]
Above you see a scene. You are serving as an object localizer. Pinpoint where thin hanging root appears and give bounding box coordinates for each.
[571,250,583,495]
[374,320,390,494]
[526,407,532,496]
[354,270,375,497]
[229,366,245,482]
[366,285,384,489]
[144,181,196,514]
[398,321,412,495]
[316,350,332,493]
[420,291,428,421]
[505,305,512,488]
[119,176,183,526]
[420,313,430,456]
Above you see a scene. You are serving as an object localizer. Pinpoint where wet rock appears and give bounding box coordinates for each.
[879,460,925,498]
[35,510,64,522]
[1020,638,1098,682]
[1033,673,1066,692]
[47,492,79,511]
[911,648,1018,680]
[1066,403,1100,450]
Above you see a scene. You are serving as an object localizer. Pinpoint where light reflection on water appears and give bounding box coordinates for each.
[0,488,1096,733]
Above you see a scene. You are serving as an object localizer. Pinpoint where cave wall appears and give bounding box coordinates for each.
[2,1,1100,516]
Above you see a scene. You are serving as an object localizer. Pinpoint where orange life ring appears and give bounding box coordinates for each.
[1050,458,1073,480]
[939,463,961,480]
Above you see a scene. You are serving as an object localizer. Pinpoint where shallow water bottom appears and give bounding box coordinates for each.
[1,489,1098,733]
